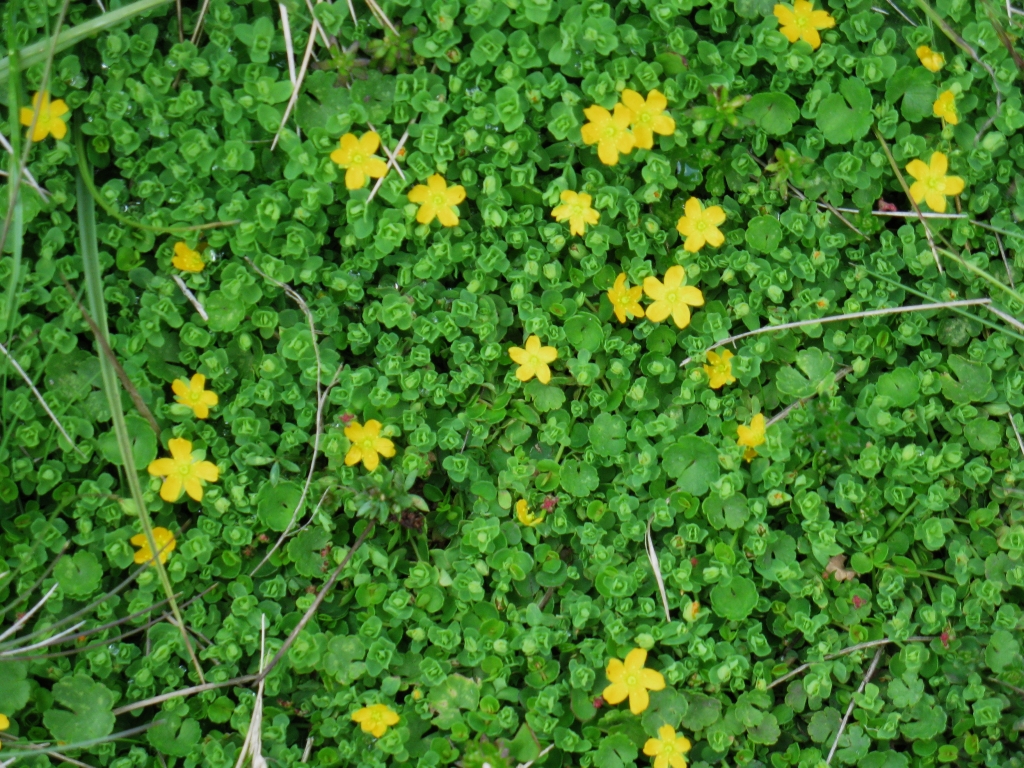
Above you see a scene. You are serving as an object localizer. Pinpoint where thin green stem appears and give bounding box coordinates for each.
[76,164,206,686]
[883,499,919,541]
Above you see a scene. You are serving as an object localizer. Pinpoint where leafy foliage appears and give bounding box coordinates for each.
[2,0,1024,765]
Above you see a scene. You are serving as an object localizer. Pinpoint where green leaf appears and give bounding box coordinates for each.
[710,576,757,621]
[148,717,202,757]
[206,290,247,333]
[54,551,103,598]
[564,313,604,353]
[745,215,783,254]
[287,527,331,578]
[965,419,1002,451]
[885,67,935,122]
[776,348,835,399]
[43,675,116,745]
[680,691,722,730]
[560,459,600,497]
[428,674,480,728]
[985,629,1020,673]
[663,437,720,496]
[589,412,626,457]
[940,354,994,404]
[0,661,30,715]
[743,92,799,135]
[816,77,873,144]
[876,369,920,407]
[525,380,566,413]
[257,481,305,532]
[98,414,156,468]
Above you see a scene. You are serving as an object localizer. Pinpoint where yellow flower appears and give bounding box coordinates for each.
[773,0,836,50]
[172,374,219,419]
[580,103,636,165]
[147,438,220,502]
[676,197,726,253]
[351,704,399,738]
[917,45,945,72]
[603,648,665,715]
[330,132,389,190]
[620,89,676,149]
[607,273,645,324]
[408,174,466,227]
[516,499,544,527]
[737,413,766,462]
[19,91,69,141]
[703,349,736,389]
[906,151,965,213]
[172,242,205,273]
[0,712,9,750]
[643,266,705,329]
[933,90,958,124]
[551,190,600,236]
[508,335,558,384]
[344,420,396,472]
[644,725,693,768]
[130,527,177,566]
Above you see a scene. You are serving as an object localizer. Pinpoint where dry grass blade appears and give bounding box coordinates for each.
[0,583,59,644]
[645,516,671,623]
[913,0,1004,139]
[0,341,86,458]
[256,522,376,682]
[678,299,992,368]
[0,622,86,657]
[767,636,934,690]
[0,544,67,620]
[113,675,259,716]
[234,616,268,768]
[517,744,554,768]
[271,23,318,151]
[280,3,298,91]
[368,122,407,180]
[0,128,49,201]
[245,257,343,577]
[59,274,161,438]
[996,233,1016,288]
[826,647,884,765]
[1009,413,1024,457]
[766,367,853,427]
[873,128,943,273]
[364,0,399,34]
[76,164,205,685]
[367,122,414,202]
[172,274,209,321]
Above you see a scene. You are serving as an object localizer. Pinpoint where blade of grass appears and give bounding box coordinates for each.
[74,130,239,234]
[76,160,206,686]
[58,274,161,437]
[3,0,24,338]
[0,0,173,86]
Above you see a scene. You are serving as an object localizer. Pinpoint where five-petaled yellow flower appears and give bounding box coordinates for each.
[408,174,466,227]
[131,527,177,566]
[581,103,636,165]
[147,438,220,502]
[608,273,645,324]
[620,89,676,150]
[737,413,766,462]
[344,420,396,472]
[643,266,705,330]
[644,725,693,768]
[773,0,836,50]
[330,131,389,190]
[516,500,544,527]
[351,704,399,738]
[603,647,665,715]
[20,91,69,141]
[0,713,9,750]
[508,335,558,384]
[704,349,736,389]
[906,151,964,213]
[551,190,600,236]
[917,45,945,72]
[172,242,205,273]
[172,374,219,419]
[676,197,726,253]
[933,90,958,124]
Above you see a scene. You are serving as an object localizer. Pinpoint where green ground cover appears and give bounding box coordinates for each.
[2,0,1024,764]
